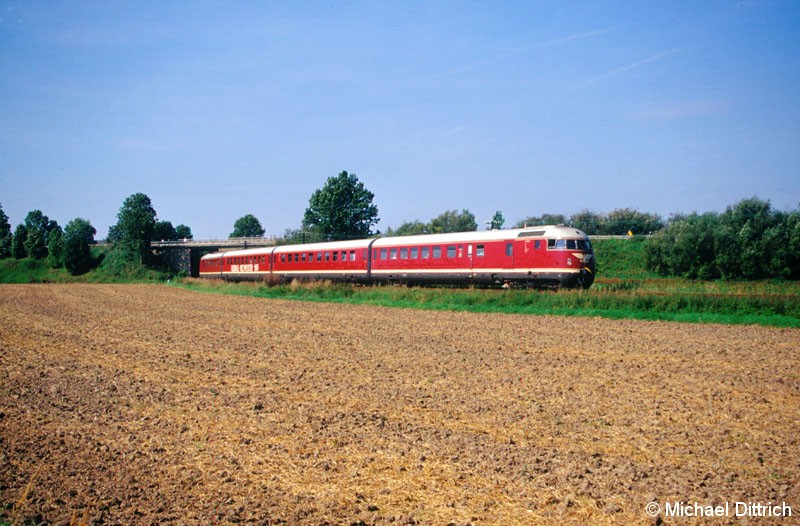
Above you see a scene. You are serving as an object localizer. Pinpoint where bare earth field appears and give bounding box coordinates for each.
[1,285,798,525]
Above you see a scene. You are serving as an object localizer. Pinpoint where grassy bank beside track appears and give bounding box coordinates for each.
[175,278,800,328]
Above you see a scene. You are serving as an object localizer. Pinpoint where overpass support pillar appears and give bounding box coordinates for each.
[158,247,193,276]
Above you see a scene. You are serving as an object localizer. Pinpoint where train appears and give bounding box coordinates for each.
[199,225,595,289]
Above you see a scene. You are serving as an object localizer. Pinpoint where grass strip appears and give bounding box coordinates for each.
[174,279,800,328]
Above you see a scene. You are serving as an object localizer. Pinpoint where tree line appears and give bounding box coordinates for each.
[645,197,800,280]
[0,193,194,276]
[2,170,797,280]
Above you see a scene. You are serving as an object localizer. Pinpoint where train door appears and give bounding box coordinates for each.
[467,244,473,270]
[505,242,514,268]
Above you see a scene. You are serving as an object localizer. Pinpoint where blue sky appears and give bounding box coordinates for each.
[2,1,798,238]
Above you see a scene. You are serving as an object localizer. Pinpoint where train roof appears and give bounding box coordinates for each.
[201,225,588,260]
[272,238,374,253]
[372,225,588,247]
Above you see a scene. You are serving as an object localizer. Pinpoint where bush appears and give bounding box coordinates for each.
[645,198,799,280]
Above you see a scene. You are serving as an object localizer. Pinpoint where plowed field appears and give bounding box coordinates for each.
[1,284,798,525]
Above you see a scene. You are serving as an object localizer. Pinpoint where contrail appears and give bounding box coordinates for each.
[441,26,621,77]
[581,48,683,86]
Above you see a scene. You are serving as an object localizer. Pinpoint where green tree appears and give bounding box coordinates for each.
[153,220,177,241]
[0,203,11,258]
[569,210,603,234]
[112,193,157,264]
[489,211,505,230]
[23,210,57,259]
[645,197,798,280]
[429,209,477,233]
[175,224,193,239]
[106,223,121,243]
[46,226,65,268]
[385,220,431,237]
[12,224,27,259]
[302,171,379,240]
[715,197,778,279]
[645,212,718,279]
[63,218,96,275]
[515,213,566,228]
[602,208,663,235]
[230,214,265,238]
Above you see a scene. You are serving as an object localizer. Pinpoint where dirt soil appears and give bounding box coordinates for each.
[1,284,798,525]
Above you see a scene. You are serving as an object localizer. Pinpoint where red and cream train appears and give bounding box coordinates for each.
[199,225,595,289]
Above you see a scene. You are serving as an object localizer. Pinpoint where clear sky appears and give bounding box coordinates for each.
[2,1,798,239]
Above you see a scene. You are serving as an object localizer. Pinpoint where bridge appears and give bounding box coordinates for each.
[152,237,277,276]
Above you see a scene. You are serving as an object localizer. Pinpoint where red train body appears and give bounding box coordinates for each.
[199,225,596,289]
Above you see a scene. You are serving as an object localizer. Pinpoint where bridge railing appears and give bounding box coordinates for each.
[151,236,277,248]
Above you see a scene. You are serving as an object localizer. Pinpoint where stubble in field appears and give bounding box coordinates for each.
[1,284,798,524]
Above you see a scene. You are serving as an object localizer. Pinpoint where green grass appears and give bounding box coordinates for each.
[0,257,74,283]
[0,246,173,284]
[175,277,800,328]
[592,237,655,280]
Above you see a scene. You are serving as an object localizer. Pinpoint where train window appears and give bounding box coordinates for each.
[301,253,306,263]
[308,252,314,261]
[281,254,286,263]
[341,251,346,261]
[390,248,398,260]
[333,251,338,262]
[400,248,408,259]
[380,248,388,260]
[433,246,442,258]
[506,243,513,256]
[476,244,485,257]
[294,253,300,263]
[447,246,456,258]
[566,240,577,250]
[411,247,418,259]
[325,252,331,262]
[547,239,567,249]
[577,240,589,250]
[535,240,541,249]
[316,252,322,262]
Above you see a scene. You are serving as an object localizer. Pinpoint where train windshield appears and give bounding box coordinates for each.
[548,239,592,251]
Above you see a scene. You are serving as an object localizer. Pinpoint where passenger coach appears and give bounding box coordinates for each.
[199,225,595,289]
